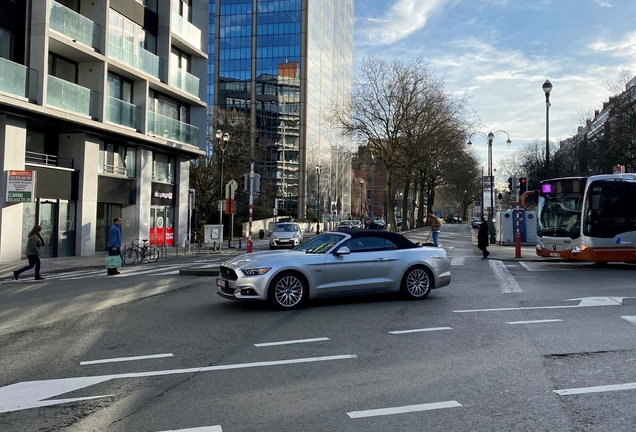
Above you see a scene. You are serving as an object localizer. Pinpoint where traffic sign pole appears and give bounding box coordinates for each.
[247,162,254,253]
[515,175,521,258]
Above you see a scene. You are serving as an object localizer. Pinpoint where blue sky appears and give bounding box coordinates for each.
[354,0,636,168]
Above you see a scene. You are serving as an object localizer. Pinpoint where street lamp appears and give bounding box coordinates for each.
[467,130,511,243]
[216,130,230,242]
[542,79,553,179]
[359,179,364,218]
[316,165,322,234]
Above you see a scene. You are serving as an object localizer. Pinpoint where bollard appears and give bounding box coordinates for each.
[238,239,242,249]
[213,241,216,251]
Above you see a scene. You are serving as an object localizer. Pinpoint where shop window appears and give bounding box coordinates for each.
[99,142,136,178]
[153,153,175,183]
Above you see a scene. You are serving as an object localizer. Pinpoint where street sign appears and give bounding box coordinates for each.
[225,180,238,199]
[6,170,36,202]
[225,199,234,215]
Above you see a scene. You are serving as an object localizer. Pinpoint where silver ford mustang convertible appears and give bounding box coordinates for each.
[217,230,451,309]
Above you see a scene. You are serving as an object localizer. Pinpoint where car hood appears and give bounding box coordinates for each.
[223,250,309,267]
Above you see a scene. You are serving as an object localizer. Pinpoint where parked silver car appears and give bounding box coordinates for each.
[217,230,451,309]
[269,222,303,249]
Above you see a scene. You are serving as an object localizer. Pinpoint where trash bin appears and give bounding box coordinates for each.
[258,229,264,239]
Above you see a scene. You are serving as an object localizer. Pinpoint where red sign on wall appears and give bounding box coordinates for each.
[150,225,174,246]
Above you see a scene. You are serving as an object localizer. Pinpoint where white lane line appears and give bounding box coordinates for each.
[113,265,185,277]
[519,262,540,272]
[555,382,636,396]
[489,260,522,293]
[450,258,465,266]
[389,327,453,335]
[621,316,636,326]
[0,354,358,413]
[255,337,330,347]
[506,319,563,325]
[347,400,462,419]
[80,353,174,366]
[156,427,222,432]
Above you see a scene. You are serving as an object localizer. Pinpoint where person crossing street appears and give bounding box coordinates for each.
[107,218,122,275]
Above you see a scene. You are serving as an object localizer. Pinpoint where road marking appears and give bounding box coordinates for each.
[506,319,563,325]
[519,262,540,272]
[489,260,522,293]
[454,297,628,313]
[80,353,174,366]
[347,400,462,418]
[554,382,636,396]
[621,316,636,326]
[0,354,358,413]
[389,327,453,335]
[255,337,330,347]
[450,258,465,266]
[156,427,222,432]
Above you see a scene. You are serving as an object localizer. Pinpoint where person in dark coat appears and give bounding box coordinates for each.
[477,218,490,259]
[14,225,45,280]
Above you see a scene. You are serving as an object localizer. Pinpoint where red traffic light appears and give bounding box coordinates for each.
[519,177,527,193]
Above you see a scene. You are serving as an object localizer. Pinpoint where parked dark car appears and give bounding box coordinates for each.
[444,217,460,223]
[471,217,481,229]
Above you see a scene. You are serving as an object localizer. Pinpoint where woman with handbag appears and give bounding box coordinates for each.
[13,225,45,280]
[106,217,122,275]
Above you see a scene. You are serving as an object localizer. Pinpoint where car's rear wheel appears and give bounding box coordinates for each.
[401,266,433,300]
[268,272,308,310]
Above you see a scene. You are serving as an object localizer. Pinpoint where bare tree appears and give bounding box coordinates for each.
[606,69,633,96]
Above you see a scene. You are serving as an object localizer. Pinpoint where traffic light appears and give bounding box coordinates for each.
[519,177,527,194]
[507,177,513,191]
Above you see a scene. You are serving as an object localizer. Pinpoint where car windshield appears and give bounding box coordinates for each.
[274,224,298,232]
[295,233,345,254]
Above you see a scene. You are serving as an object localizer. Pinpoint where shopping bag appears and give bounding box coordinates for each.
[106,255,122,269]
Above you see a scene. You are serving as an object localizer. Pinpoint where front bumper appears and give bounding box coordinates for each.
[270,237,301,248]
[216,273,270,301]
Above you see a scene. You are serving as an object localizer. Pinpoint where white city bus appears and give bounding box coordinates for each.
[536,173,636,263]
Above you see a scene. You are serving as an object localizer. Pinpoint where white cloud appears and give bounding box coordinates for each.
[356,0,448,46]
[594,0,613,7]
[588,31,636,55]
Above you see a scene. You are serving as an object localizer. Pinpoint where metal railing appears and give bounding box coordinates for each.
[25,151,74,169]
[106,96,141,130]
[102,164,127,175]
[47,75,98,118]
[147,111,199,146]
[49,0,101,50]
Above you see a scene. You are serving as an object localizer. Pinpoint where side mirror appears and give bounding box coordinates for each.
[335,246,350,256]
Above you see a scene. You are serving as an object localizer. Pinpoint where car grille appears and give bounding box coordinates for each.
[219,286,235,296]
[220,266,238,280]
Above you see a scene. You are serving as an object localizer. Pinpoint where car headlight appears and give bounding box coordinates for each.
[272,235,278,240]
[241,267,272,276]
[293,233,299,239]
[572,245,586,254]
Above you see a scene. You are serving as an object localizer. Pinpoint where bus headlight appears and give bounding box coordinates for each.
[572,245,586,254]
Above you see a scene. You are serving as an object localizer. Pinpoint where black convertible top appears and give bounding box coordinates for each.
[334,229,419,249]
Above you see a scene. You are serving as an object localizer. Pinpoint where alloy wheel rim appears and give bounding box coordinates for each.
[406,269,429,297]
[275,276,303,307]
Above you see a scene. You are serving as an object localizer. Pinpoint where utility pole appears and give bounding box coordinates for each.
[513,175,521,258]
[247,161,254,253]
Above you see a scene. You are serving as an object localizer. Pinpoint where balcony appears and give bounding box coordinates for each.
[0,57,37,100]
[106,96,141,130]
[171,13,201,50]
[108,32,164,81]
[47,75,98,118]
[169,64,200,98]
[147,111,199,146]
[25,151,74,169]
[49,0,101,51]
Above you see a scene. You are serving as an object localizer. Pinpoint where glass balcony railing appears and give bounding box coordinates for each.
[108,32,164,80]
[49,0,101,50]
[169,64,200,98]
[147,111,199,146]
[47,75,98,118]
[171,12,201,50]
[0,57,38,100]
[106,96,141,130]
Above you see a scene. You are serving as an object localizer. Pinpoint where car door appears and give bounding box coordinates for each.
[322,236,391,293]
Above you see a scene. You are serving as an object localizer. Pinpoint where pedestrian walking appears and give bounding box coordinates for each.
[13,225,45,280]
[107,217,122,276]
[477,218,490,259]
[427,212,441,247]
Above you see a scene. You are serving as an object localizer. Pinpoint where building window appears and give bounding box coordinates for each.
[148,90,189,123]
[0,28,13,60]
[107,72,133,102]
[109,9,157,54]
[99,142,136,178]
[367,190,372,200]
[172,0,191,19]
[48,53,77,83]
[153,153,175,183]
[171,46,191,72]
[367,173,373,184]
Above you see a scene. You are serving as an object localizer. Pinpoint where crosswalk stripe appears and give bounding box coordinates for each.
[489,260,522,293]
[450,258,465,266]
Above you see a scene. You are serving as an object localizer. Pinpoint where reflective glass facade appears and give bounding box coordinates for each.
[209,0,353,219]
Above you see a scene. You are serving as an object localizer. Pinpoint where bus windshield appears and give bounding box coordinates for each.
[537,193,583,239]
[583,180,636,238]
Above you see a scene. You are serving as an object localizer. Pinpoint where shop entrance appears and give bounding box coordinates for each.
[96,204,123,251]
[150,206,174,246]
[21,199,76,258]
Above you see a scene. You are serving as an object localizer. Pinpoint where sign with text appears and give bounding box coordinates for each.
[482,175,493,210]
[6,170,36,202]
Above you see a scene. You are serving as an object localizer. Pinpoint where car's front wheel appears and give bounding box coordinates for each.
[268,272,308,310]
[401,266,433,300]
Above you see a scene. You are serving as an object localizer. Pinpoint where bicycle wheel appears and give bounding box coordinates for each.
[121,246,138,265]
[142,245,160,263]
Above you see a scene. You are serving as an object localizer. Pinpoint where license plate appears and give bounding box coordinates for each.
[550,253,560,257]
[216,278,227,288]
[279,239,290,242]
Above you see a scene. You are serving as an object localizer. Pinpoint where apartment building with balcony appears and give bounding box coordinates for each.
[0,0,208,261]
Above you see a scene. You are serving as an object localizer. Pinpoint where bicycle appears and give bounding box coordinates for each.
[121,235,160,264]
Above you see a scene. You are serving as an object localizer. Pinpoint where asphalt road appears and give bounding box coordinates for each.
[1,224,636,431]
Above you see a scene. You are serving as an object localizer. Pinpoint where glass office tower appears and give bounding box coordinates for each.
[208,0,353,220]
